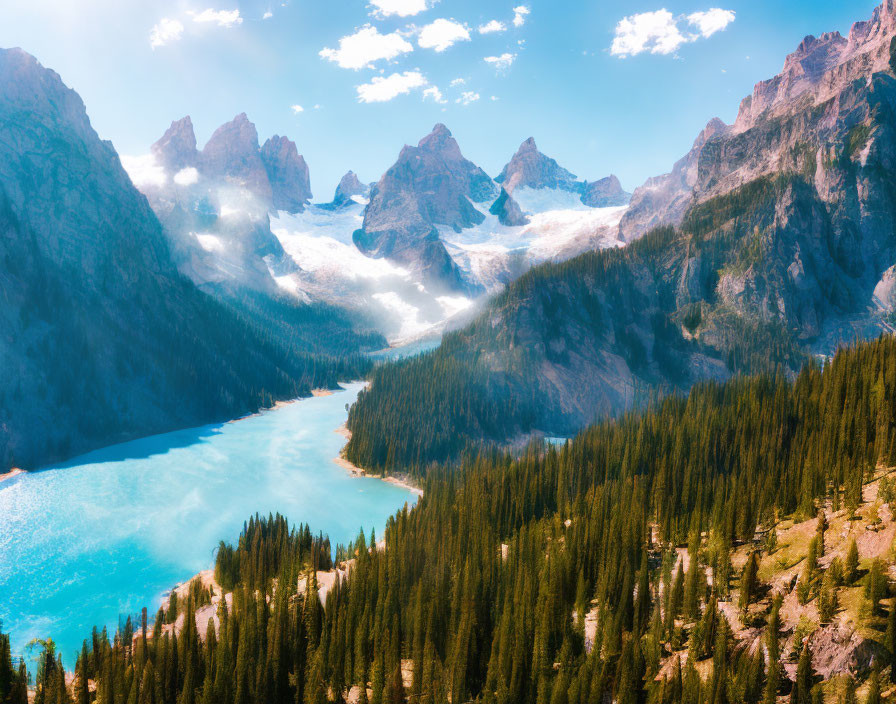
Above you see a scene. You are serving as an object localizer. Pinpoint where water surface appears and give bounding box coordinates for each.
[0,383,415,666]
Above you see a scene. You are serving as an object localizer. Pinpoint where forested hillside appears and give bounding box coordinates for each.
[345,177,818,474]
[11,335,896,703]
[345,18,896,474]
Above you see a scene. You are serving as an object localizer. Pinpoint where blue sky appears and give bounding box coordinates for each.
[0,0,882,198]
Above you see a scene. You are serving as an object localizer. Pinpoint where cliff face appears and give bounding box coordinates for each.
[354,124,497,293]
[260,135,312,213]
[621,0,896,244]
[0,48,356,470]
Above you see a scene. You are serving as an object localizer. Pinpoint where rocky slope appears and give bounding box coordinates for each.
[0,48,376,471]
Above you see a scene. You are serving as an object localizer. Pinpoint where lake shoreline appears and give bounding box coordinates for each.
[0,467,25,483]
[333,424,424,497]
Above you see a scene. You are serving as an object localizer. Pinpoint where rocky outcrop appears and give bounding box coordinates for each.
[496,137,580,193]
[321,171,369,210]
[355,123,497,292]
[152,117,199,173]
[201,113,272,203]
[260,135,312,213]
[580,175,630,208]
[489,188,529,226]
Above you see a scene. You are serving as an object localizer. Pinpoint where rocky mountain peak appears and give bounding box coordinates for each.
[356,124,496,292]
[201,113,271,201]
[496,137,579,193]
[151,116,198,173]
[327,170,368,208]
[417,122,464,161]
[260,135,312,213]
[0,47,92,142]
[581,175,631,208]
[733,0,896,133]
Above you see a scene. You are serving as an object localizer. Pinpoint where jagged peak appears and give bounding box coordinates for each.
[418,123,456,149]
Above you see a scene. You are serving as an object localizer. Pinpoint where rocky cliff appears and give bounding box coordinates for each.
[260,135,312,213]
[620,0,896,243]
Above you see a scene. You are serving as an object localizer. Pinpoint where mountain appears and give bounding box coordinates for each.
[620,0,896,243]
[496,136,631,210]
[581,174,630,207]
[344,0,896,472]
[200,113,273,203]
[496,136,580,192]
[137,114,304,294]
[321,170,369,210]
[151,116,199,173]
[0,47,379,471]
[260,135,312,213]
[353,123,498,293]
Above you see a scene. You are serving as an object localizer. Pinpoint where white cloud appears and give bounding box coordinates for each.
[174,167,200,186]
[512,6,530,28]
[291,104,304,114]
[121,154,167,188]
[687,8,735,38]
[478,20,506,34]
[456,91,480,105]
[190,9,243,27]
[356,71,428,103]
[418,19,470,52]
[313,104,322,109]
[369,0,427,17]
[423,86,447,103]
[320,25,414,69]
[149,18,184,48]
[263,11,273,19]
[490,95,499,101]
[450,77,466,87]
[610,8,735,58]
[610,10,685,57]
[484,52,516,70]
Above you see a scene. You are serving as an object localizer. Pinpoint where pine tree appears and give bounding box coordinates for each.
[739,552,759,611]
[845,537,859,585]
[865,664,880,704]
[790,642,814,704]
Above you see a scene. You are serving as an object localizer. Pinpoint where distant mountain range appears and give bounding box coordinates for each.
[344,0,896,471]
[127,113,630,341]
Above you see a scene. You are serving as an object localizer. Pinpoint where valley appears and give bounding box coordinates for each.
[5,1,896,703]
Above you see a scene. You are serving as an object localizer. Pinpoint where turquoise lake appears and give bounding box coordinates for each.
[0,382,417,667]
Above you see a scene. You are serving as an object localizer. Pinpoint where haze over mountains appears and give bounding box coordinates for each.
[0,46,381,471]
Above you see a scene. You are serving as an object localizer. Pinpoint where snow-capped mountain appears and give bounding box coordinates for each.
[123,119,630,343]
